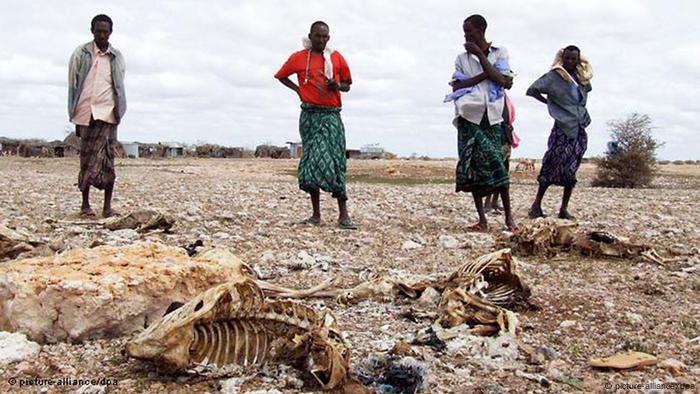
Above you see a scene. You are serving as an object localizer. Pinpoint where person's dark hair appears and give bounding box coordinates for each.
[464,14,487,33]
[564,45,581,54]
[310,21,329,33]
[91,14,113,31]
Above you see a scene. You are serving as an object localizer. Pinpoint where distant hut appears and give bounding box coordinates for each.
[0,138,20,156]
[360,143,385,159]
[121,142,139,158]
[346,149,361,159]
[62,132,81,156]
[255,144,290,159]
[164,143,184,157]
[286,141,303,158]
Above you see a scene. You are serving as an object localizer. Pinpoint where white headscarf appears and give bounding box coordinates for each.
[302,36,335,80]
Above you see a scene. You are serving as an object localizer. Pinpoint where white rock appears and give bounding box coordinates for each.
[105,229,140,246]
[212,232,231,239]
[219,377,246,394]
[559,320,576,329]
[439,235,460,249]
[259,250,275,264]
[296,250,316,265]
[625,312,643,325]
[0,331,41,364]
[658,358,687,376]
[0,243,252,343]
[418,287,441,307]
[402,240,422,250]
[74,385,106,394]
[603,301,615,309]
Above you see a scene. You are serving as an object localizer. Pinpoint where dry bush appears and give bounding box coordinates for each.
[592,113,661,188]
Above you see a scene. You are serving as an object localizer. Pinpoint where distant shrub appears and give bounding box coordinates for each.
[592,113,662,188]
[658,160,670,165]
[684,160,695,165]
[672,160,684,165]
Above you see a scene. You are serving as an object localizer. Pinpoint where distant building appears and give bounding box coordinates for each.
[255,144,290,159]
[286,141,303,158]
[346,149,361,159]
[360,143,385,159]
[162,142,184,157]
[121,142,139,158]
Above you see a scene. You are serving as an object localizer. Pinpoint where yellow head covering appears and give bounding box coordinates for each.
[551,48,593,86]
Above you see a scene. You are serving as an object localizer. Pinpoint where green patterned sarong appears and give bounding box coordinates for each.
[455,115,509,194]
[298,103,347,200]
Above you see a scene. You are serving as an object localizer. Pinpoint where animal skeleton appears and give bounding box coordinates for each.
[126,278,351,390]
[507,218,670,264]
[315,249,531,333]
[104,209,176,233]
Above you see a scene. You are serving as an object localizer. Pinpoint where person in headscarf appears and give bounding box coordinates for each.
[448,14,517,232]
[275,21,356,229]
[526,45,593,219]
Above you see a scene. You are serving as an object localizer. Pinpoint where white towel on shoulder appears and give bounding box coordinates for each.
[302,36,335,79]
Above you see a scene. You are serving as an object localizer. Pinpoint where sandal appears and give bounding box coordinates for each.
[467,222,488,232]
[527,208,545,219]
[79,208,96,218]
[299,217,321,226]
[338,218,358,230]
[102,209,121,218]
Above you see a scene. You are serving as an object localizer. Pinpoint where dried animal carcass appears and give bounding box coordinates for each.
[507,218,668,264]
[435,249,528,332]
[506,217,577,256]
[126,278,351,390]
[104,209,176,233]
[320,249,531,335]
[573,231,667,264]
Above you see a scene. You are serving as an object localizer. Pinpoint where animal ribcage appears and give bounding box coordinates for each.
[190,320,275,367]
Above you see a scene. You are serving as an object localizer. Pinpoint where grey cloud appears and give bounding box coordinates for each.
[0,0,698,159]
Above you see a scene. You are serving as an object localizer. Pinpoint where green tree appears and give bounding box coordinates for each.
[592,113,662,188]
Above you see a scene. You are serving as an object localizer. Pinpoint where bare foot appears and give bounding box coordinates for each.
[558,211,576,220]
[528,206,545,219]
[467,222,488,232]
[506,221,520,234]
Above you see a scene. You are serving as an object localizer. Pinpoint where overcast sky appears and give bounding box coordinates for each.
[0,0,698,159]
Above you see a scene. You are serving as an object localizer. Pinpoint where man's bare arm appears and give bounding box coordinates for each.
[327,79,351,92]
[463,42,513,89]
[526,86,548,104]
[277,77,301,99]
[451,73,488,91]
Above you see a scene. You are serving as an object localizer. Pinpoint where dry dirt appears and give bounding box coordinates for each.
[0,157,698,393]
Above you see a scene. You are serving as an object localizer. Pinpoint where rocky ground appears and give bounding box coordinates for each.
[0,157,698,394]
